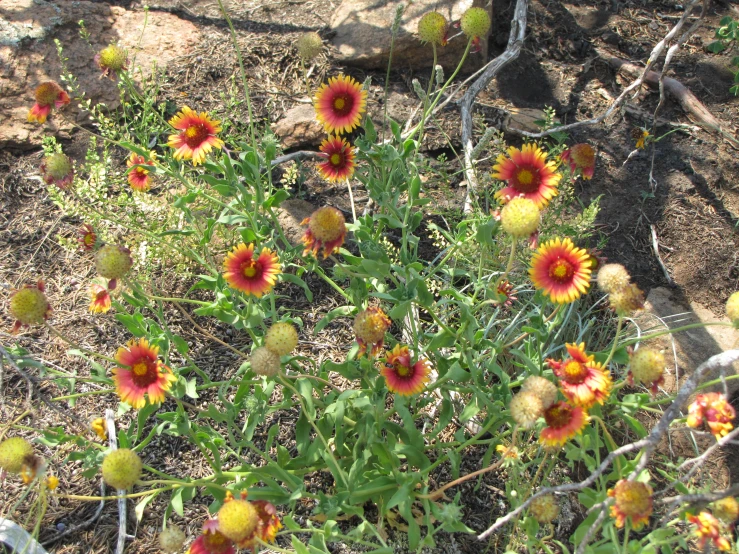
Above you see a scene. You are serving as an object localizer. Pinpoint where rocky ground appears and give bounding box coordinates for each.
[2,0,739,552]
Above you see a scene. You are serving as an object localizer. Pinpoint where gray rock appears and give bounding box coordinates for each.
[273,104,325,149]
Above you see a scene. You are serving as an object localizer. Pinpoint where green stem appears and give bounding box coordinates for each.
[603,316,624,367]
[51,389,114,402]
[621,322,732,348]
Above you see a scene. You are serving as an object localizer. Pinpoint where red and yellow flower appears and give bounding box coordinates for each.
[688,512,731,552]
[167,107,224,166]
[687,392,736,439]
[127,151,156,192]
[89,284,112,314]
[240,500,282,550]
[547,342,611,409]
[560,143,595,180]
[317,135,356,182]
[112,338,176,409]
[492,144,561,208]
[353,306,391,358]
[381,344,432,396]
[27,81,70,124]
[608,480,653,530]
[78,224,97,251]
[529,237,592,304]
[539,401,588,448]
[189,519,235,554]
[223,243,281,298]
[301,206,347,259]
[313,74,367,135]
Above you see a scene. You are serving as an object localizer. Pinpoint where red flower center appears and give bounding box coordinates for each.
[563,360,587,384]
[330,152,343,167]
[549,259,575,283]
[131,358,159,387]
[241,259,263,279]
[204,531,231,552]
[332,94,353,116]
[184,124,209,148]
[544,403,573,429]
[95,289,108,301]
[513,165,540,193]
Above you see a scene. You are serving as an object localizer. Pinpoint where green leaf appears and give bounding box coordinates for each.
[170,488,184,516]
[315,306,354,333]
[280,273,313,302]
[706,40,727,53]
[135,491,159,522]
[171,335,189,355]
[291,536,311,554]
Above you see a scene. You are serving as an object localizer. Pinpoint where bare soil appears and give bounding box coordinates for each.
[2,0,739,552]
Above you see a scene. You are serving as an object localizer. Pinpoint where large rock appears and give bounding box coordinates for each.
[0,0,200,150]
[330,0,489,70]
[273,104,325,150]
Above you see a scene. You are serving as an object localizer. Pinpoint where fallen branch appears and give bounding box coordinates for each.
[460,0,530,213]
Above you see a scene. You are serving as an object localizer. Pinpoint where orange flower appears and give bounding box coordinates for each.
[27,81,70,124]
[112,338,176,409]
[539,401,588,448]
[492,144,561,208]
[167,107,224,166]
[189,519,236,554]
[529,237,592,304]
[78,224,97,251]
[89,284,112,314]
[608,480,653,530]
[381,344,432,396]
[547,342,611,409]
[688,512,731,551]
[353,306,391,358]
[127,152,156,192]
[301,206,347,259]
[317,135,355,182]
[560,143,595,180]
[687,392,736,439]
[223,243,281,298]
[238,500,282,550]
[313,74,367,135]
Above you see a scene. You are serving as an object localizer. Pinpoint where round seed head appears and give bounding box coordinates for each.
[460,7,491,39]
[629,348,665,387]
[296,32,323,60]
[353,307,391,345]
[159,525,187,553]
[609,283,645,316]
[597,263,631,293]
[509,391,544,429]
[43,153,73,181]
[95,244,133,280]
[712,497,739,523]
[10,286,50,326]
[101,448,142,490]
[250,346,281,377]
[0,437,34,474]
[217,498,259,543]
[529,494,559,523]
[265,322,299,356]
[417,12,448,45]
[500,197,541,238]
[97,44,127,71]
[521,376,558,409]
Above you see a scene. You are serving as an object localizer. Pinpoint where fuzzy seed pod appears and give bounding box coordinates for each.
[417,12,448,46]
[509,391,544,429]
[521,376,558,409]
[0,437,34,474]
[629,348,665,388]
[10,285,50,326]
[159,525,187,553]
[609,283,645,316]
[597,264,631,294]
[460,7,491,39]
[95,244,133,281]
[726,291,739,328]
[296,32,323,61]
[102,448,142,489]
[529,494,560,523]
[265,322,299,356]
[250,346,281,377]
[96,44,128,72]
[712,497,739,523]
[500,197,541,238]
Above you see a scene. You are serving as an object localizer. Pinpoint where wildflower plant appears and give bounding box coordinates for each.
[5,4,739,554]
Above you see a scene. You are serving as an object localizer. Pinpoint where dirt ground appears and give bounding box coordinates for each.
[2,0,739,552]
